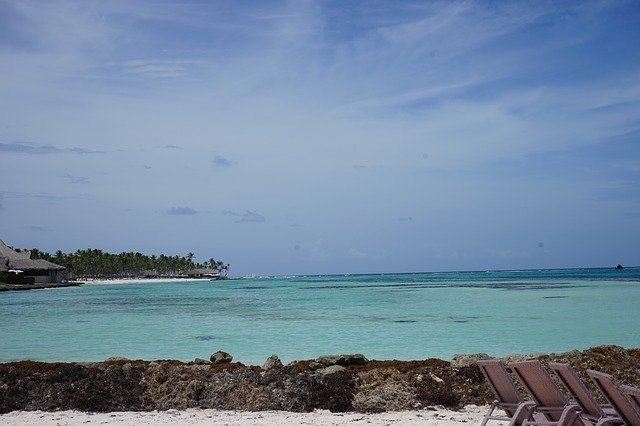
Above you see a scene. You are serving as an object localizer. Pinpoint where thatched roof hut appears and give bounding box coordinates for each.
[185,268,220,279]
[0,240,65,284]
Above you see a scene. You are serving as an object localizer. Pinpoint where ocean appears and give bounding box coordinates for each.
[1,268,639,365]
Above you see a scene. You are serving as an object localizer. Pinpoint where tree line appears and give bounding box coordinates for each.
[23,248,229,279]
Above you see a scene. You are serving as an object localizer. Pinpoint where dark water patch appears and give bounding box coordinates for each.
[300,281,586,291]
[82,296,231,308]
[286,267,640,285]
[1,299,72,307]
[194,335,217,341]
[76,320,91,323]
[302,283,452,291]
[448,315,487,322]
[497,283,584,291]
[393,320,418,323]
[543,296,569,299]
[352,315,391,322]
[236,285,293,290]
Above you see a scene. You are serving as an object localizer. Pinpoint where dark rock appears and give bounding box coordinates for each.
[193,358,211,365]
[262,354,283,370]
[210,351,232,365]
[316,354,368,367]
[615,264,624,270]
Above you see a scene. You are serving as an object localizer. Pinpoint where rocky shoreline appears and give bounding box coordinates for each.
[1,345,638,414]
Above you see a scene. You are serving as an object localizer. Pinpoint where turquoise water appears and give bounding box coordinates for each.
[1,268,639,365]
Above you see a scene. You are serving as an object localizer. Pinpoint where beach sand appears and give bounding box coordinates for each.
[0,405,490,425]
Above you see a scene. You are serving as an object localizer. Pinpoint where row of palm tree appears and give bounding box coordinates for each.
[25,248,229,279]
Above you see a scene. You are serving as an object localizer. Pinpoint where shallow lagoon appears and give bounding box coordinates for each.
[1,268,639,364]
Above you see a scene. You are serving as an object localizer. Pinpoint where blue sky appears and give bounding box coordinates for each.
[1,0,639,275]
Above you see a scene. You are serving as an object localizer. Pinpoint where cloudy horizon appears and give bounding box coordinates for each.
[1,0,639,275]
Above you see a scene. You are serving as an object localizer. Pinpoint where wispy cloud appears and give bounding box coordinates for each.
[0,142,104,155]
[163,144,181,150]
[22,225,49,232]
[593,183,640,203]
[397,217,413,222]
[121,59,197,79]
[2,191,71,203]
[213,154,233,167]
[168,207,197,215]
[224,210,265,223]
[61,173,90,184]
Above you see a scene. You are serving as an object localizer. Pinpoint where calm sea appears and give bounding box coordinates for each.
[1,268,639,365]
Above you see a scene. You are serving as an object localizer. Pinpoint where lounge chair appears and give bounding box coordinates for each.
[548,362,622,425]
[477,359,537,425]
[587,370,640,426]
[621,384,640,410]
[510,360,581,425]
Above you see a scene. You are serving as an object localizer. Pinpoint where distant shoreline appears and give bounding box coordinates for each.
[83,277,215,285]
[0,277,218,291]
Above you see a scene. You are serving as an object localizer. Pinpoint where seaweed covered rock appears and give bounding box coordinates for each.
[0,345,638,414]
[0,361,148,413]
[316,354,368,367]
[450,353,492,367]
[353,367,417,412]
[210,351,233,365]
[262,354,283,370]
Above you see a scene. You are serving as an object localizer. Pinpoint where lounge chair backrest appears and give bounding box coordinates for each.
[621,384,640,410]
[477,359,522,417]
[587,369,640,426]
[510,360,567,422]
[549,362,605,419]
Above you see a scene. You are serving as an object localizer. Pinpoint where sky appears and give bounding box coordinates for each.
[1,0,639,276]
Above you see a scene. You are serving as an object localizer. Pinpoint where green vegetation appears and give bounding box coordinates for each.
[24,248,229,279]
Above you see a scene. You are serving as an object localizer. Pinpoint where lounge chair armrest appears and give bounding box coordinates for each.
[509,401,537,426]
[558,404,580,425]
[524,404,581,426]
[534,405,571,413]
[595,417,625,426]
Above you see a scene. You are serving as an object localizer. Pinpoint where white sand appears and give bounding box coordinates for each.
[0,405,491,425]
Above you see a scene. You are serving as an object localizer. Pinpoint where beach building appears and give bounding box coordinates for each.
[0,240,65,284]
[185,268,221,279]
